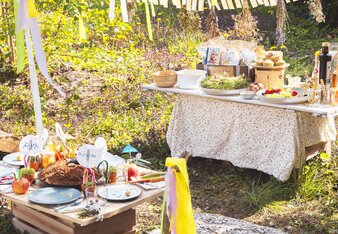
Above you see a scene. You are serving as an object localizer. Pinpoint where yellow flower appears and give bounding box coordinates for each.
[280,45,286,49]
[314,50,321,56]
[224,33,230,38]
[270,46,277,50]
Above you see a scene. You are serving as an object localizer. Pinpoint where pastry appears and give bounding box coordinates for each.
[271,55,281,63]
[38,159,100,186]
[275,59,286,66]
[255,59,264,66]
[263,59,274,67]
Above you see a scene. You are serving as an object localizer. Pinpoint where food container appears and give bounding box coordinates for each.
[153,71,177,88]
[176,69,207,89]
[240,91,256,100]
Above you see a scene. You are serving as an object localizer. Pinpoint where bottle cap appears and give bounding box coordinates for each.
[322,42,330,47]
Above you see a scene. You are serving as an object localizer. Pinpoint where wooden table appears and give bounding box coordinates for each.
[1,181,163,234]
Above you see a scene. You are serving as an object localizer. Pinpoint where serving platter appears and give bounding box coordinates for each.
[28,187,81,205]
[3,152,25,167]
[256,90,308,105]
[201,88,247,96]
[98,184,142,202]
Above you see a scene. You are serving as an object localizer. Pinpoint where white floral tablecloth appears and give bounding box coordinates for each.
[167,95,336,181]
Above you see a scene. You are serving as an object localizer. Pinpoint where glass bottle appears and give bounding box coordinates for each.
[319,42,332,85]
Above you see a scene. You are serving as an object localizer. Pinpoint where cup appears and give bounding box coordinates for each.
[85,187,107,208]
[308,89,321,106]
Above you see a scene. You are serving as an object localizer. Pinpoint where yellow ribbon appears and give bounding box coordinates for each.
[28,0,38,18]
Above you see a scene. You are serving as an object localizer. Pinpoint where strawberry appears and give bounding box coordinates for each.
[291,90,298,97]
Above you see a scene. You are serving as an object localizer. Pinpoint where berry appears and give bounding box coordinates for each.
[291,90,298,96]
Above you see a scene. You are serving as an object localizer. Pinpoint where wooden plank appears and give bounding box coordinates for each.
[191,0,198,10]
[256,0,264,5]
[233,0,242,8]
[263,0,270,6]
[12,217,45,234]
[285,0,290,2]
[226,0,235,9]
[13,204,74,234]
[74,209,136,234]
[269,0,277,6]
[249,0,258,8]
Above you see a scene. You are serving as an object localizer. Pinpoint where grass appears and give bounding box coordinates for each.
[0,2,338,234]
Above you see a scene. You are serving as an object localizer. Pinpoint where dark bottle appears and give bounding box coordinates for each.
[319,42,332,84]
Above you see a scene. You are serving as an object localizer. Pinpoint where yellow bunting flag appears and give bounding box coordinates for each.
[165,158,196,234]
[78,15,87,40]
[144,0,153,41]
[14,0,25,73]
[27,0,38,18]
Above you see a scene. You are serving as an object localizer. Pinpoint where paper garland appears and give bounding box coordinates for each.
[14,0,25,73]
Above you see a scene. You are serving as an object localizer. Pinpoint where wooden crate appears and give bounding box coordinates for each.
[12,203,136,234]
[196,64,249,77]
[255,69,285,89]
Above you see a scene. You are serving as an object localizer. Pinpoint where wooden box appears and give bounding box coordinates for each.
[196,64,249,77]
[255,69,285,89]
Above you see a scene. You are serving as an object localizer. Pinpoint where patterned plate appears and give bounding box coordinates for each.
[98,184,142,202]
[28,187,81,205]
[0,168,14,185]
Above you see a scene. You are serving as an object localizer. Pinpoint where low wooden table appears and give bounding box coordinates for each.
[1,182,163,234]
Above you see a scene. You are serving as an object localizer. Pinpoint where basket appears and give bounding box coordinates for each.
[153,71,177,88]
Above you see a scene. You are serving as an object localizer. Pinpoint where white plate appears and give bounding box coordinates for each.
[202,88,247,96]
[3,152,25,166]
[257,90,308,104]
[98,184,142,201]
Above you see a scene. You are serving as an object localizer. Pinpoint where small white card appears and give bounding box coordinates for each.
[19,135,43,156]
[77,144,103,168]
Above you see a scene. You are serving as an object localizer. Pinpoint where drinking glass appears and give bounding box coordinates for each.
[308,89,321,106]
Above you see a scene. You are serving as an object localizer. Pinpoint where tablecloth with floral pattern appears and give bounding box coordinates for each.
[167,95,336,181]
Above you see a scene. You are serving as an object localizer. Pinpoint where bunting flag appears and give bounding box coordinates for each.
[78,14,87,40]
[14,0,25,73]
[164,158,196,234]
[16,0,66,134]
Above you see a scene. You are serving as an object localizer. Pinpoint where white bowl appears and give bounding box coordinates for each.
[176,69,207,89]
[240,91,256,100]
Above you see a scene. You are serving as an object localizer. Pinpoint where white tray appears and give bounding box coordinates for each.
[257,91,308,105]
[201,88,247,96]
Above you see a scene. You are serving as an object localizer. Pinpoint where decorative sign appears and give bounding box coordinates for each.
[19,135,43,156]
[94,137,108,160]
[136,153,142,160]
[76,144,103,168]
[40,128,49,145]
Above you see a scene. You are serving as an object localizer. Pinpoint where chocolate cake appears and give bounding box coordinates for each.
[38,159,99,186]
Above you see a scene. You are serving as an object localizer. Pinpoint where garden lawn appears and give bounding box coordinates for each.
[0,4,338,234]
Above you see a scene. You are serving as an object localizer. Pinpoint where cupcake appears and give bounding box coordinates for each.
[263,59,274,67]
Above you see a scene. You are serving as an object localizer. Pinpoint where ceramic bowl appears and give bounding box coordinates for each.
[153,71,177,88]
[176,69,207,89]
